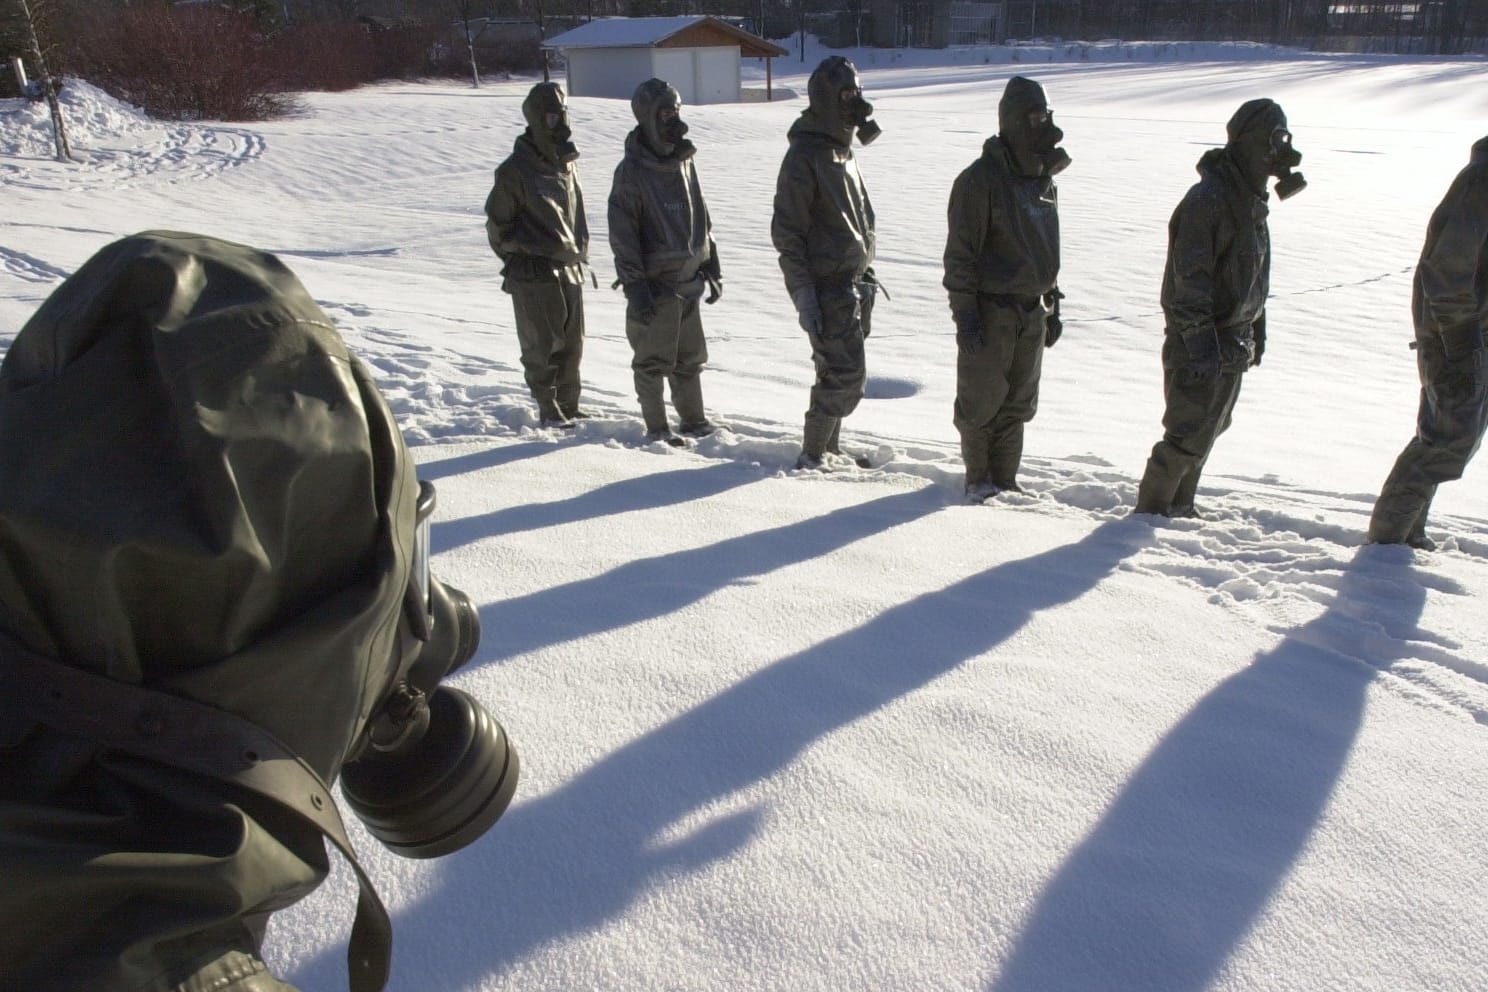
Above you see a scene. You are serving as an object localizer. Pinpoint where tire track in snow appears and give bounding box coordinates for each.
[2,82,265,191]
[0,245,69,283]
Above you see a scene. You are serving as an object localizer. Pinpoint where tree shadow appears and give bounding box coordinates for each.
[987,547,1432,992]
[283,518,1152,990]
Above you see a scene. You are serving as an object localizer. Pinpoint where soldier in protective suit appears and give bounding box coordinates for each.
[0,232,515,992]
[485,81,591,427]
[944,75,1068,501]
[772,55,882,471]
[608,77,722,445]
[1368,137,1488,550]
[1134,98,1307,517]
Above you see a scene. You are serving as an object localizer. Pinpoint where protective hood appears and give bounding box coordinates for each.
[807,55,879,147]
[0,231,417,779]
[631,77,693,160]
[523,81,579,165]
[1225,97,1305,199]
[998,75,1068,178]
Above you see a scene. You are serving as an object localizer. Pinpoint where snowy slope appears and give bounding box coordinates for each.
[3,42,1488,992]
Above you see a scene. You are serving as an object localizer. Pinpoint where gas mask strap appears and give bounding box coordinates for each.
[0,633,393,992]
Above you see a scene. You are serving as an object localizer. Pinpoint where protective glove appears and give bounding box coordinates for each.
[953,309,983,356]
[624,281,657,322]
[701,253,722,305]
[1250,313,1266,367]
[792,285,823,338]
[1044,288,1064,348]
[1044,313,1063,348]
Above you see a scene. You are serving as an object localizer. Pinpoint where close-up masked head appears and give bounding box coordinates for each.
[999,75,1069,178]
[0,231,516,991]
[631,77,693,159]
[808,55,880,146]
[523,81,578,164]
[1226,97,1306,199]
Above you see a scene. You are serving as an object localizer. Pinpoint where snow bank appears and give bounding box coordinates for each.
[0,79,153,158]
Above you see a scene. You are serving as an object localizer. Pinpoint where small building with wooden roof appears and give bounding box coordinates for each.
[542,16,790,104]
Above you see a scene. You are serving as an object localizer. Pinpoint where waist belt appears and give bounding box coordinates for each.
[982,292,1044,311]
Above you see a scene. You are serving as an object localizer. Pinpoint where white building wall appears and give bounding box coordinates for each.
[651,49,695,102]
[692,47,740,104]
[562,46,743,104]
[564,49,658,101]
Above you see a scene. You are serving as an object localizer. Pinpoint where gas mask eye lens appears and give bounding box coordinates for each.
[1028,108,1051,127]
[413,481,434,613]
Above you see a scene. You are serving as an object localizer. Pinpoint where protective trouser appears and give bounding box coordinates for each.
[626,292,708,433]
[1369,336,1488,544]
[803,278,874,456]
[1135,364,1245,516]
[953,298,1045,488]
[511,280,585,420]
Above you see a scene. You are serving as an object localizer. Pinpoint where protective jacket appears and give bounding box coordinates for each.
[771,110,876,294]
[485,134,589,286]
[1413,135,1488,353]
[608,129,715,292]
[943,136,1060,312]
[1160,147,1270,371]
[0,232,417,992]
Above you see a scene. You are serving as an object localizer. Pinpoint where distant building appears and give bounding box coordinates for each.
[543,16,790,104]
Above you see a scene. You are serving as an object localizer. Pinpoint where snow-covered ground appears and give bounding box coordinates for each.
[4,40,1488,992]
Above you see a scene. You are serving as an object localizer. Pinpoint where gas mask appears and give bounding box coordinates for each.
[1268,127,1307,199]
[1226,99,1304,200]
[547,111,578,164]
[660,110,689,151]
[523,82,578,164]
[632,78,694,159]
[1024,107,1070,176]
[340,480,517,858]
[999,76,1068,178]
[840,86,880,145]
[809,56,880,146]
[0,230,521,992]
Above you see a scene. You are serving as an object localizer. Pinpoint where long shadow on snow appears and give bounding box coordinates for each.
[413,440,562,482]
[435,462,758,550]
[471,483,942,665]
[987,548,1430,992]
[282,516,1153,990]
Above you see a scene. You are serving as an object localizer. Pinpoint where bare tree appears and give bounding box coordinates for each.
[452,0,487,86]
[845,0,863,46]
[11,0,72,160]
[1437,0,1467,54]
[533,0,550,82]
